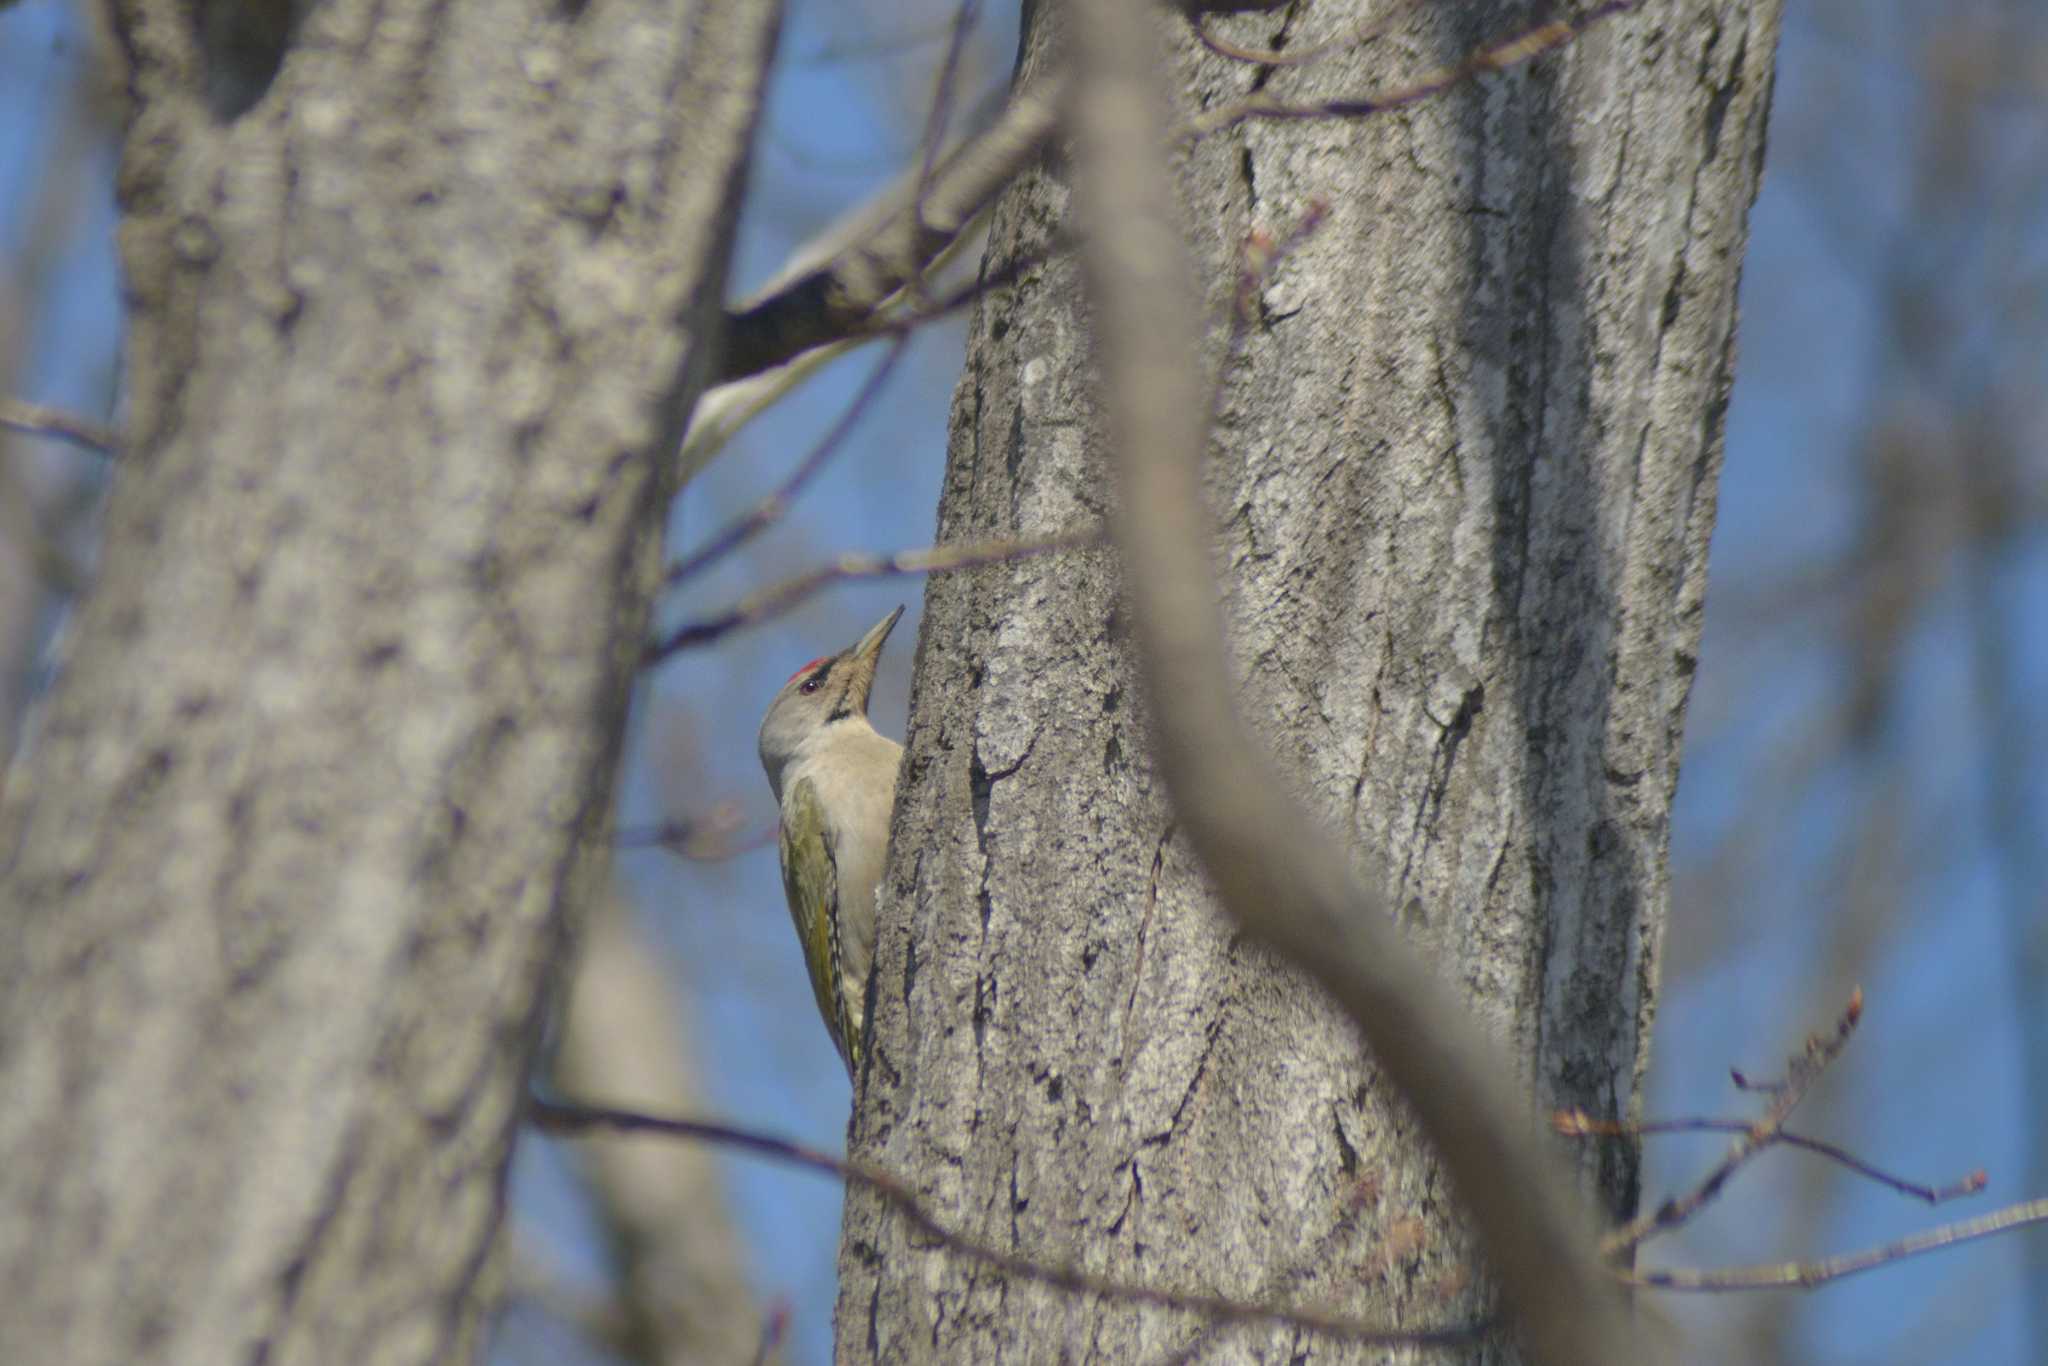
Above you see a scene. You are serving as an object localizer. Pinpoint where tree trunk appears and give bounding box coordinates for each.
[841,1,1781,1359]
[551,895,765,1364]
[0,1,779,1362]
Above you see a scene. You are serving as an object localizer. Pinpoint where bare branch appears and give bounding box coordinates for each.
[1628,1198,2048,1292]
[666,337,910,587]
[645,527,1102,665]
[911,1,984,228]
[1065,2,1640,1362]
[1602,990,1863,1258]
[0,397,119,457]
[530,1098,1486,1349]
[1557,990,2048,1298]
[677,181,993,487]
[1555,1109,1988,1206]
[849,239,1061,343]
[721,72,1065,383]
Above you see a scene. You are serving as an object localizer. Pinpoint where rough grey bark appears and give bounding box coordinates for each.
[0,0,780,1362]
[841,1,1780,1361]
[1065,0,1639,1357]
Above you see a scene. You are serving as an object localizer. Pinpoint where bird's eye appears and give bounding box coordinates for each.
[800,677,822,695]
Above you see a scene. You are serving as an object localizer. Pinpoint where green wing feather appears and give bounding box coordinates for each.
[780,778,859,1076]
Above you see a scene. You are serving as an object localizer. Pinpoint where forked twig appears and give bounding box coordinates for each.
[1555,1109,1986,1207]
[1601,989,1864,1259]
[1583,989,2048,1295]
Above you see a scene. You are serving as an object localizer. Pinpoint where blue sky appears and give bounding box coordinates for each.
[3,1,2042,1362]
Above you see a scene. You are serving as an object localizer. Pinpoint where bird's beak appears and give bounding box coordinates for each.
[846,605,905,713]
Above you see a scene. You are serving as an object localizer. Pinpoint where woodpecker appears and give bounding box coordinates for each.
[757,605,905,1078]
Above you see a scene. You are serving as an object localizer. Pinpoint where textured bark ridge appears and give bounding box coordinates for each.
[841,2,1780,1360]
[0,1,779,1362]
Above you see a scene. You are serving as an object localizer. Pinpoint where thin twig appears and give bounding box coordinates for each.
[1195,0,1423,68]
[1626,1198,2048,1292]
[529,1098,1487,1349]
[1189,0,1641,137]
[1555,1109,1988,1206]
[677,200,992,490]
[645,527,1102,665]
[681,341,858,490]
[913,0,983,227]
[0,398,120,457]
[666,337,910,587]
[721,72,1064,382]
[1601,989,1864,1259]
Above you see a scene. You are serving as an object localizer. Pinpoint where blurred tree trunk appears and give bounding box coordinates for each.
[551,894,765,1364]
[841,1,1781,1359]
[0,0,779,1362]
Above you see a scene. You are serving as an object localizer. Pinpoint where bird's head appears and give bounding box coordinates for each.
[758,605,905,799]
